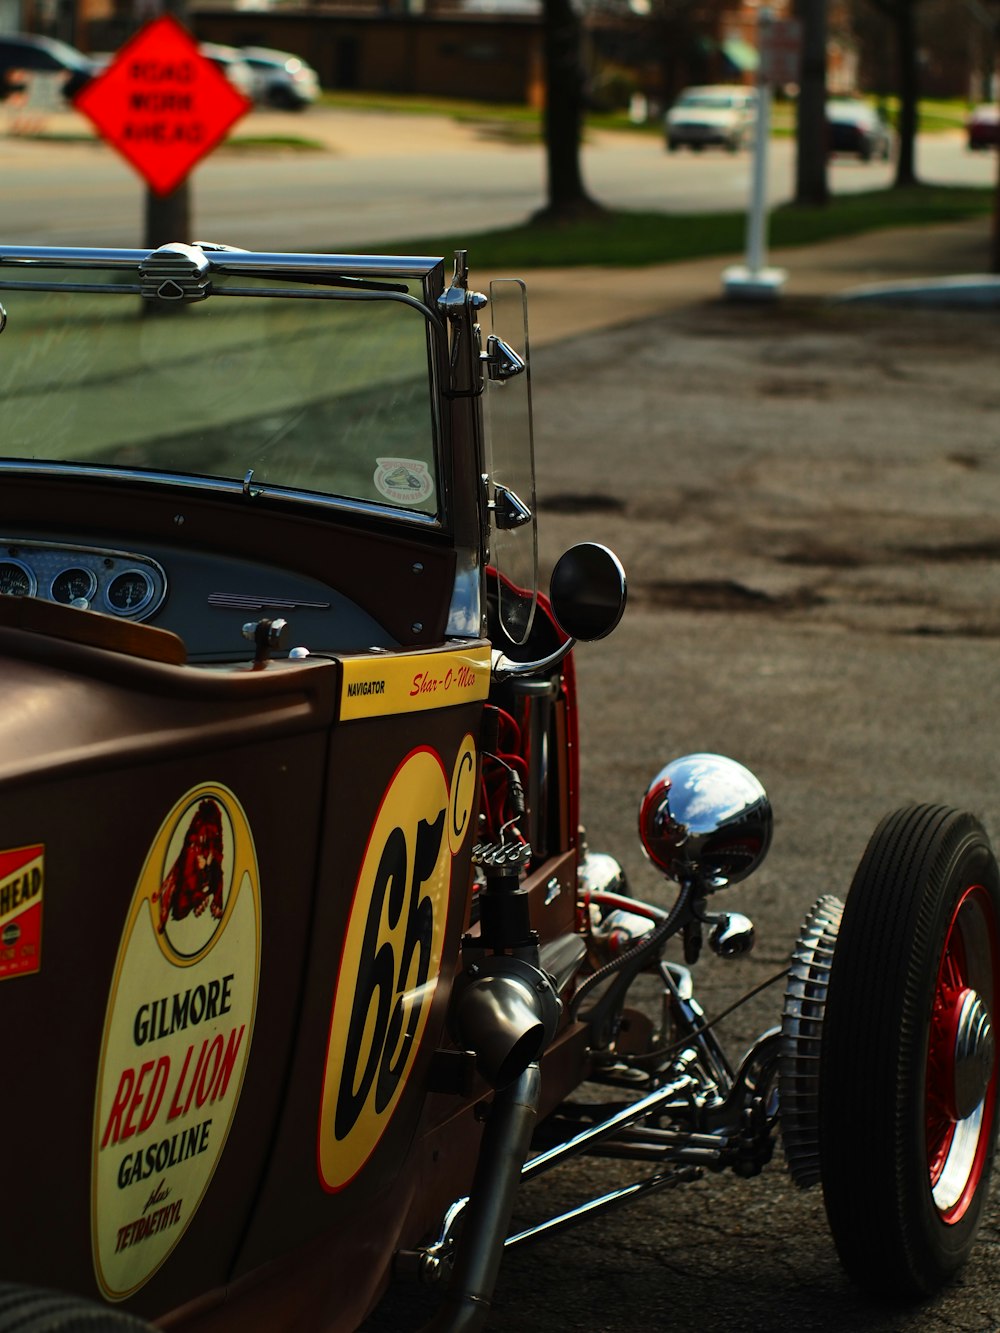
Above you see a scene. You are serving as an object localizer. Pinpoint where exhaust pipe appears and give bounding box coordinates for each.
[449,959,557,1089]
[421,840,559,1328]
[421,1064,541,1333]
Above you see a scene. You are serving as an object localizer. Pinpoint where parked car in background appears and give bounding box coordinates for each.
[826,98,893,161]
[0,32,95,103]
[240,46,320,110]
[966,103,1000,150]
[664,84,757,152]
[199,41,256,101]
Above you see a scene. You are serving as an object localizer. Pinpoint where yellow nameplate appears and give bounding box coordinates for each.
[339,645,491,721]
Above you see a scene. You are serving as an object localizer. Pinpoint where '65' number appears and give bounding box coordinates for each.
[319,742,474,1192]
[335,810,444,1140]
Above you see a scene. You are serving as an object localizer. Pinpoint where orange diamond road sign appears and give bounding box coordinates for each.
[74,15,252,196]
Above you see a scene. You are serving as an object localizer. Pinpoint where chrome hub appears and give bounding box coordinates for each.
[950,988,994,1121]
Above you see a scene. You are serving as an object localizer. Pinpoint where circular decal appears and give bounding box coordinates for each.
[92,784,261,1300]
[318,742,476,1192]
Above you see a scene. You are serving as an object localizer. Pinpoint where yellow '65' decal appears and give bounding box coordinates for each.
[318,739,476,1191]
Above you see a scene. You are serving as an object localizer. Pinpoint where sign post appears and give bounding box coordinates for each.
[722,11,802,301]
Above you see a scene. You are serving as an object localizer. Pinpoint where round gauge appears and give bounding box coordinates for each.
[51,566,97,606]
[0,559,36,597]
[106,569,155,616]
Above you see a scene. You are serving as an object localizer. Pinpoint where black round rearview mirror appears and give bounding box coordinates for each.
[549,543,627,642]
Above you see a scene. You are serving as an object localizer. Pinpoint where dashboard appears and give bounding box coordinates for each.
[0,541,166,620]
[0,536,399,663]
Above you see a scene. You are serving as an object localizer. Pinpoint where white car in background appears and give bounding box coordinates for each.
[665,84,758,152]
[199,41,256,100]
[240,46,320,110]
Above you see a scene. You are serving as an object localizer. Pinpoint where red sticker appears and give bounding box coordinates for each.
[0,844,44,981]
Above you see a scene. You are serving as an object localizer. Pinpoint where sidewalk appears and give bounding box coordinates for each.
[491,216,998,347]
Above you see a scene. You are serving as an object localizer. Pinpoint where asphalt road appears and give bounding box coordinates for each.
[1,106,996,252]
[362,282,1000,1331]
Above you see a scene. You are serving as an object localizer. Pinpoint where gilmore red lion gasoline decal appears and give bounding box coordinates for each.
[318,738,477,1191]
[92,784,261,1299]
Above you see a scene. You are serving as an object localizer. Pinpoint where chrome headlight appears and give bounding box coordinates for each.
[638,753,772,891]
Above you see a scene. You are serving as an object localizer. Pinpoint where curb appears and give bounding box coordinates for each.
[835,273,1000,309]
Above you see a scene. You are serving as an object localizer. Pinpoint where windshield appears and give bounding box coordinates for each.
[484,278,537,646]
[0,254,443,519]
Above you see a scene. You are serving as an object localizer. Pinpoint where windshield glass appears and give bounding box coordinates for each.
[484,278,537,647]
[0,262,441,518]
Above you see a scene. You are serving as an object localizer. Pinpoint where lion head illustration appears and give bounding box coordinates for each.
[156,798,225,934]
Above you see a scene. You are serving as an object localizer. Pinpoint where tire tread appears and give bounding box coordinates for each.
[818,805,999,1297]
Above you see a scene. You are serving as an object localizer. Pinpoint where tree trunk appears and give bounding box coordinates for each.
[535,0,603,221]
[794,0,829,206]
[892,0,920,186]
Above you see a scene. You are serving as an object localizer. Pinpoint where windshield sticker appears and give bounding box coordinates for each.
[373,457,434,507]
[92,784,261,1300]
[0,844,44,981]
[318,739,476,1192]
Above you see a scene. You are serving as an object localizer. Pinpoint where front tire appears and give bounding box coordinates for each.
[0,1285,154,1331]
[819,805,1000,1298]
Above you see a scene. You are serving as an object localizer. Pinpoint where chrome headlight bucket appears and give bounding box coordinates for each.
[638,753,772,891]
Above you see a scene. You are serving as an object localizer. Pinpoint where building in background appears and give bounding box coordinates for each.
[2,0,985,106]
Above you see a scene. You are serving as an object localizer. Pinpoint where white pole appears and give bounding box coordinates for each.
[722,7,787,300]
[745,78,772,275]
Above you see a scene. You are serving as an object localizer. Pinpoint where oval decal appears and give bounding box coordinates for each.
[318,740,475,1192]
[92,783,261,1299]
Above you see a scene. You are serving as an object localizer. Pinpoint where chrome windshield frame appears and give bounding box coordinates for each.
[0,244,453,531]
[0,246,448,283]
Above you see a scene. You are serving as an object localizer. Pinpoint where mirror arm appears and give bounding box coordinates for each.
[491,640,575,683]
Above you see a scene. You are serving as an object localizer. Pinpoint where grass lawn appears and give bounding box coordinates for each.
[375,184,995,269]
[316,91,994,270]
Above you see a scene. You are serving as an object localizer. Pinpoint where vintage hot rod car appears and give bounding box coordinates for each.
[0,242,997,1332]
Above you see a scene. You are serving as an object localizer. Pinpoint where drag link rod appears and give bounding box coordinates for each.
[519,1072,699,1183]
[584,1142,726,1167]
[504,1165,703,1250]
[582,1121,728,1162]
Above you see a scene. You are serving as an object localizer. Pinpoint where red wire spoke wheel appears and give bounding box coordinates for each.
[925,883,997,1220]
[818,805,1000,1298]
